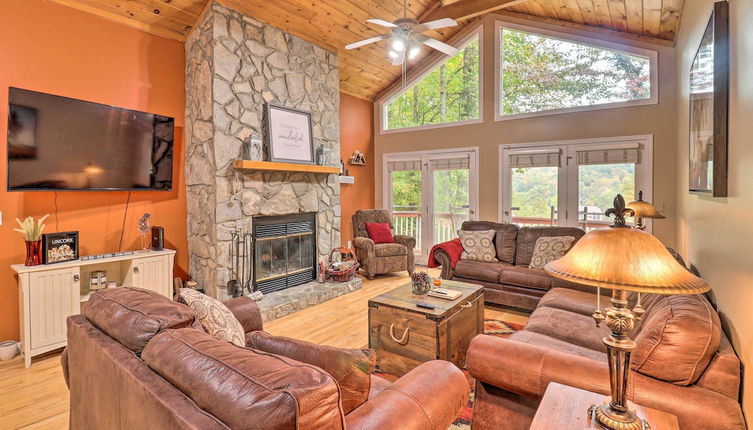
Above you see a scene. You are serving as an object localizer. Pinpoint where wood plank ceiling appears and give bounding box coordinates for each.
[44,0,686,101]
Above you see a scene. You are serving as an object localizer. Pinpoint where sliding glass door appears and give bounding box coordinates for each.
[386,149,479,263]
[501,138,651,231]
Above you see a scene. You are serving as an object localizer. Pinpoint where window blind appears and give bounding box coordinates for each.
[508,151,560,168]
[577,148,640,165]
[429,155,470,171]
[387,160,422,172]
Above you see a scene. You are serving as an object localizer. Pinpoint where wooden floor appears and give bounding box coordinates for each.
[0,269,528,429]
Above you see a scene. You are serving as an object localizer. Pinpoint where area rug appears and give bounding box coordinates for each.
[374,318,524,430]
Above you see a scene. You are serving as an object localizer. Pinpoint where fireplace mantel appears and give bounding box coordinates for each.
[232,160,340,174]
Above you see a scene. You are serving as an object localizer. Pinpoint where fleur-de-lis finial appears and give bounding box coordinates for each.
[604,194,635,228]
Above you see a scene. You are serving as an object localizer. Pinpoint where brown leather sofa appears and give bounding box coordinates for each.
[62,287,470,430]
[434,221,586,310]
[467,287,746,430]
[352,209,416,279]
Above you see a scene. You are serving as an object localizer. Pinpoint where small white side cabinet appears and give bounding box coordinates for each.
[12,249,175,367]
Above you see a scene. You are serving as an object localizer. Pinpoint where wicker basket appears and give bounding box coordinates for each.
[327,249,359,282]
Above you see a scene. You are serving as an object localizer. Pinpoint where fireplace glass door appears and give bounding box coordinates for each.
[252,214,316,294]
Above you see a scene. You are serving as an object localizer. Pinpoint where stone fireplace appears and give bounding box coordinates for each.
[184,1,346,302]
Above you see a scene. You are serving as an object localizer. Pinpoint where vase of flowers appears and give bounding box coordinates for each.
[14,215,48,266]
[410,271,432,295]
[138,213,151,250]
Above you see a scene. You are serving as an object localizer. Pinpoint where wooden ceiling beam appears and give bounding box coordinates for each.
[423,0,531,22]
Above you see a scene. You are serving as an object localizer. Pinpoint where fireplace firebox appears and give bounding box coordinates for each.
[252,213,317,294]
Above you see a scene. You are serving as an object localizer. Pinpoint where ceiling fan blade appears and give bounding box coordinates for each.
[422,37,460,56]
[366,18,398,28]
[412,18,458,34]
[346,34,389,50]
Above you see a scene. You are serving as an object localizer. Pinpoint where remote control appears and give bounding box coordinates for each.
[416,302,435,310]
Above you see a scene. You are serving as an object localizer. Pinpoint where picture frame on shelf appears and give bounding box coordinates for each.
[689,1,729,197]
[42,231,79,264]
[265,103,315,164]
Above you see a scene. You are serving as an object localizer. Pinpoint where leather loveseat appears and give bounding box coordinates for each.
[62,287,470,430]
[466,287,746,430]
[434,221,586,310]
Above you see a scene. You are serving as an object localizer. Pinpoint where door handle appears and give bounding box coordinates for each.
[73,275,79,282]
[133,267,140,274]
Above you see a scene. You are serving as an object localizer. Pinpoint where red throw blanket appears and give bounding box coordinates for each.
[427,238,463,269]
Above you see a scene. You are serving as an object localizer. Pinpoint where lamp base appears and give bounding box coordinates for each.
[588,400,651,430]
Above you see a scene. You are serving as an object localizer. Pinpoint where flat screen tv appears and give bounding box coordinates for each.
[7,88,174,191]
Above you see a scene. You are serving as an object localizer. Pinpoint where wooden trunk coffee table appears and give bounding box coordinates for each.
[368,280,484,376]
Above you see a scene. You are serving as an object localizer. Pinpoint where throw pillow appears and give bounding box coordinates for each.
[458,229,498,262]
[177,288,245,347]
[529,236,576,269]
[365,222,395,244]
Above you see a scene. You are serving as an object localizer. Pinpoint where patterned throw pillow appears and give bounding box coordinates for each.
[458,229,498,262]
[177,288,245,347]
[529,236,576,269]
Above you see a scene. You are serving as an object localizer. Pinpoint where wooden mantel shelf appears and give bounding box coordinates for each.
[232,160,340,174]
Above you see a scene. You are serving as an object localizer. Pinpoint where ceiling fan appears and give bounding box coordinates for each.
[345,0,459,65]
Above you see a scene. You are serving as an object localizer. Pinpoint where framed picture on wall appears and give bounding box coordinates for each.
[689,1,729,197]
[265,104,315,164]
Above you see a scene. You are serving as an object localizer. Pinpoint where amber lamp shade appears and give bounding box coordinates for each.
[544,227,708,295]
[626,198,665,220]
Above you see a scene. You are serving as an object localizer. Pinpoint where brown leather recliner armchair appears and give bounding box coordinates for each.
[352,209,416,280]
[466,287,746,430]
[63,287,469,430]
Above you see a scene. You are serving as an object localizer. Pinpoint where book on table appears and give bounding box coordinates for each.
[427,288,463,300]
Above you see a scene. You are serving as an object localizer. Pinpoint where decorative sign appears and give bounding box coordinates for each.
[42,231,79,264]
[265,104,315,164]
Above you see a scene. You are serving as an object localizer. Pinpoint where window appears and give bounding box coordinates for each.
[500,136,652,232]
[498,24,657,119]
[384,33,481,131]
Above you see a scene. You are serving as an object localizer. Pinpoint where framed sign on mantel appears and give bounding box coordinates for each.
[265,103,315,165]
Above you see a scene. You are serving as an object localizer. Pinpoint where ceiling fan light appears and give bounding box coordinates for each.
[388,50,399,59]
[408,45,421,59]
[391,38,405,52]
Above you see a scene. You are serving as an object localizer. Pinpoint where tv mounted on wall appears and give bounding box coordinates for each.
[7,87,174,191]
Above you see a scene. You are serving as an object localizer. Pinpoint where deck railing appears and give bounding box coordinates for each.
[392,209,469,249]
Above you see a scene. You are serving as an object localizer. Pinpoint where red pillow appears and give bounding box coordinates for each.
[365,222,394,244]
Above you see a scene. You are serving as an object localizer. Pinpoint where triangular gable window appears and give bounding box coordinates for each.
[384,32,481,131]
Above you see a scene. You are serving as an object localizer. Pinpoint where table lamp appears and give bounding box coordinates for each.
[626,191,665,230]
[544,195,709,430]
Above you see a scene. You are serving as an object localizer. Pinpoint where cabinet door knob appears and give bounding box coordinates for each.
[133,267,140,274]
[73,275,80,282]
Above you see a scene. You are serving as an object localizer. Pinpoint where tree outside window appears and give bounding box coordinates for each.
[385,35,480,130]
[500,28,652,116]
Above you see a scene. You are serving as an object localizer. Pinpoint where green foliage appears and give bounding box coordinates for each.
[391,169,469,213]
[578,164,635,212]
[501,28,651,115]
[510,164,635,219]
[511,167,558,218]
[386,37,480,130]
[433,169,469,213]
[391,170,422,211]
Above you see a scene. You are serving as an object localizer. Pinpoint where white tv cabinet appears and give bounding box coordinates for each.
[12,249,176,367]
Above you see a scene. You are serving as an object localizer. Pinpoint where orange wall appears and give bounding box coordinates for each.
[339,93,375,246]
[0,0,187,342]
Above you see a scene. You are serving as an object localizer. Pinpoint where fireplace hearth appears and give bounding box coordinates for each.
[252,213,316,294]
